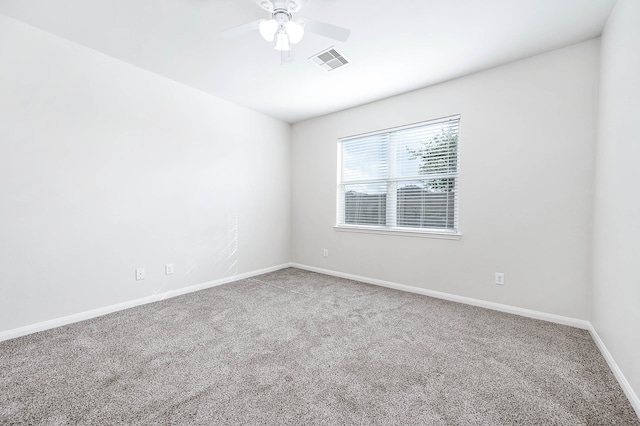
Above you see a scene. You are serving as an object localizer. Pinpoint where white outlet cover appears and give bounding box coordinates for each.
[136,268,145,281]
[495,272,505,285]
[165,264,174,275]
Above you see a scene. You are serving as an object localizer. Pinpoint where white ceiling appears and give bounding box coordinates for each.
[0,0,616,123]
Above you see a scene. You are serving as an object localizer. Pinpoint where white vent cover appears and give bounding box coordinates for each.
[309,48,350,71]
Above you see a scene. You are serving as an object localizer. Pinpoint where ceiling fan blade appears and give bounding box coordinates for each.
[299,18,350,42]
[219,20,262,39]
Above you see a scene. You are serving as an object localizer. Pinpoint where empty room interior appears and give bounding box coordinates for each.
[1,0,639,423]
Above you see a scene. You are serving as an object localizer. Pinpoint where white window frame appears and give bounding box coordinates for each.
[335,115,461,239]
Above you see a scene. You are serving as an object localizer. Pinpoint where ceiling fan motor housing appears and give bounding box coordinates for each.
[259,0,306,14]
[273,8,292,30]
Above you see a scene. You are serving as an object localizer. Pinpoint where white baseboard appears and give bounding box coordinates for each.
[2,262,637,419]
[292,263,640,418]
[0,263,293,343]
[588,324,640,418]
[291,263,589,329]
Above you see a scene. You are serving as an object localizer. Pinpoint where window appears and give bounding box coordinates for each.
[337,115,460,235]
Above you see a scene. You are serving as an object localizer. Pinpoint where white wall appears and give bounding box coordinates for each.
[292,40,599,320]
[0,15,291,333]
[592,0,640,403]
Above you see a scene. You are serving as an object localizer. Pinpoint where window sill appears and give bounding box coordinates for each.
[334,225,461,240]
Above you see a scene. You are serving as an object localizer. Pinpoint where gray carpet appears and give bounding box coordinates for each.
[1,268,638,425]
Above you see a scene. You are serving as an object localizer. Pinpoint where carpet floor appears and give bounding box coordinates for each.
[1,268,638,425]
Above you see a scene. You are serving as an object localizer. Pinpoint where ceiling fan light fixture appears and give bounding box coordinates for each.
[259,19,278,42]
[274,32,290,51]
[286,20,304,44]
[219,0,351,58]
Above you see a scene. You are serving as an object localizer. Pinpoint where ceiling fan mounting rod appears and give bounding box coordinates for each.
[269,0,302,12]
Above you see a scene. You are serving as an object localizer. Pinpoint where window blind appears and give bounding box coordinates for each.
[337,115,460,233]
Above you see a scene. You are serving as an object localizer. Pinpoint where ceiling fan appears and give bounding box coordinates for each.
[220,0,351,52]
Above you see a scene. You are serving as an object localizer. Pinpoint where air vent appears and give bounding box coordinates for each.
[309,47,350,71]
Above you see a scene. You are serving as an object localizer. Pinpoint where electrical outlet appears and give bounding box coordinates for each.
[323,249,329,258]
[136,268,145,281]
[495,272,505,285]
[165,263,174,275]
